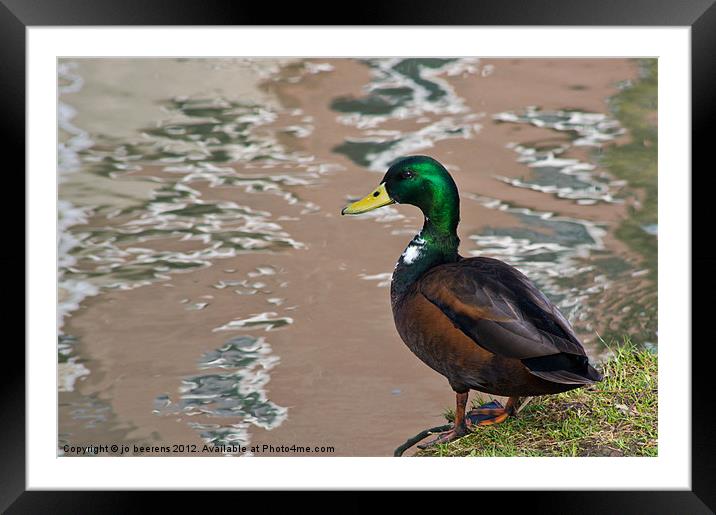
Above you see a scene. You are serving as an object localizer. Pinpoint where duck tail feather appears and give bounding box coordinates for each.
[586,363,603,382]
[528,368,600,385]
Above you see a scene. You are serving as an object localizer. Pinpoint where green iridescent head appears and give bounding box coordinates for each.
[342,155,460,236]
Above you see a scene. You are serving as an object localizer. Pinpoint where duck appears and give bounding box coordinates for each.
[341,155,602,450]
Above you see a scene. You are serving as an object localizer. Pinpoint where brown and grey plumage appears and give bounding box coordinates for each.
[342,155,601,449]
[394,256,602,398]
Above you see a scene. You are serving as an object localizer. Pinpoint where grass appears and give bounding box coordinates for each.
[416,340,657,457]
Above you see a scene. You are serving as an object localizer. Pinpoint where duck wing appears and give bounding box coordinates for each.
[417,257,601,384]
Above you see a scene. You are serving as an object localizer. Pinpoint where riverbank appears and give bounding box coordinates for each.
[415,341,657,457]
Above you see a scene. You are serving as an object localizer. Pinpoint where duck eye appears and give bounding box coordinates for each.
[400,170,415,180]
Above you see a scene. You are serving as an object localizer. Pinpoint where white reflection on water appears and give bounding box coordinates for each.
[58,59,338,445]
[155,335,287,451]
[332,58,486,171]
[494,107,626,204]
[493,106,624,147]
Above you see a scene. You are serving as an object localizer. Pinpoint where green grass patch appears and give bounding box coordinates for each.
[416,340,657,457]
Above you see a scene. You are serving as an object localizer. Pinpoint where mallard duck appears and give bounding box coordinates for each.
[342,155,602,449]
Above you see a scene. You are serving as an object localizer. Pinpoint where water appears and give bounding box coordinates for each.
[331,58,483,171]
[58,57,656,456]
[58,58,324,451]
[154,335,287,450]
[470,104,656,342]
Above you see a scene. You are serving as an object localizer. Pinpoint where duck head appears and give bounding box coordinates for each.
[341,155,460,236]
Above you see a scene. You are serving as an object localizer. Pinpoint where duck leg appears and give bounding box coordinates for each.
[466,396,520,426]
[417,391,470,449]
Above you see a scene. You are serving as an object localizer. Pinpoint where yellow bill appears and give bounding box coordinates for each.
[341,183,395,215]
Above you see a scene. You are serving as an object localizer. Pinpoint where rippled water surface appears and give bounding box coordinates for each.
[58,58,657,456]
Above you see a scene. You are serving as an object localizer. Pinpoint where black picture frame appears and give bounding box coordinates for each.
[3,0,713,512]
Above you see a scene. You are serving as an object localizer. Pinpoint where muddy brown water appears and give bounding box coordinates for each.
[58,58,654,456]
